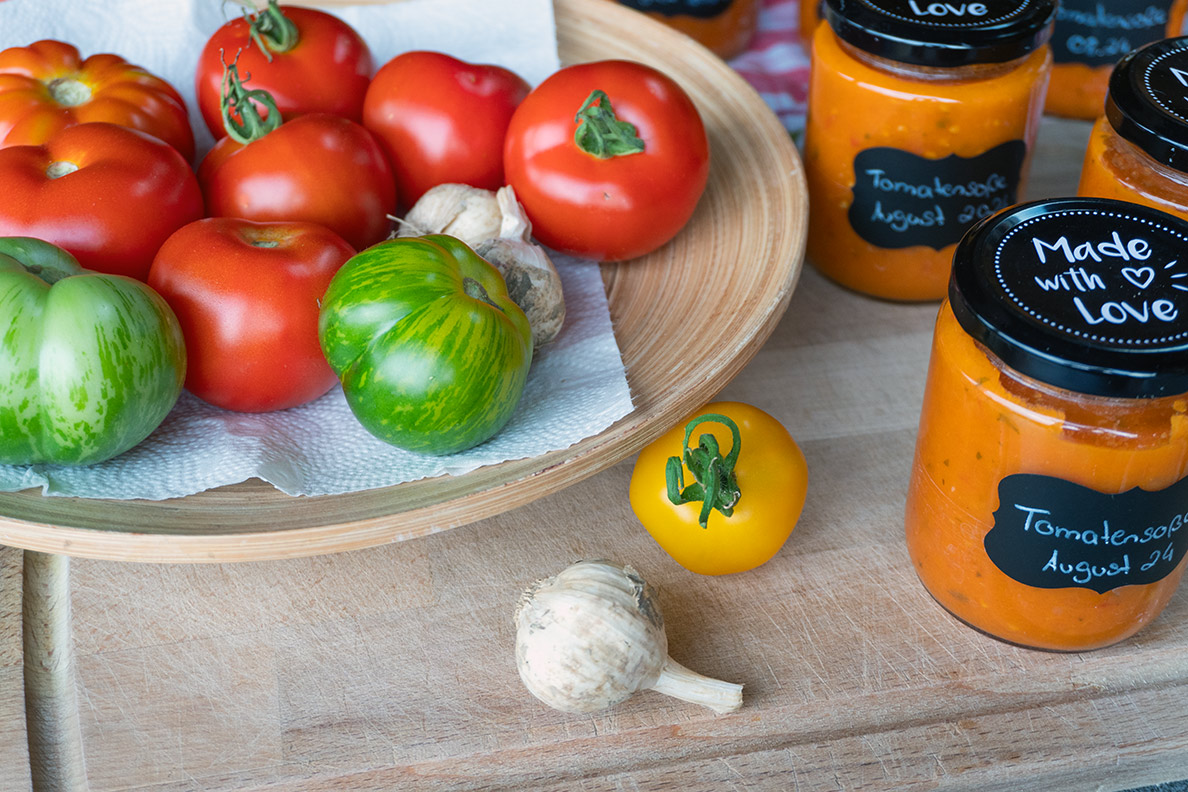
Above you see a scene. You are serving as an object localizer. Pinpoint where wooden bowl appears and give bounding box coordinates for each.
[0,0,807,562]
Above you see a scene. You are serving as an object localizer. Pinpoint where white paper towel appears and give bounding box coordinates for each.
[0,0,636,499]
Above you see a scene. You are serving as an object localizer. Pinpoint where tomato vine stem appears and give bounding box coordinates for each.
[665,413,742,529]
[246,0,300,62]
[219,50,282,145]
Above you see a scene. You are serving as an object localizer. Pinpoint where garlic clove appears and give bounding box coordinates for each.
[514,560,743,715]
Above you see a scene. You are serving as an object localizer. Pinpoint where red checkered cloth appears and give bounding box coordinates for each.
[728,0,812,137]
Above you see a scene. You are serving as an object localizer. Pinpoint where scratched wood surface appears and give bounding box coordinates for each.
[0,116,1185,790]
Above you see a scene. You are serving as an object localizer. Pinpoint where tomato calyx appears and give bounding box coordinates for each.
[47,76,92,107]
[573,90,645,159]
[246,0,300,62]
[665,413,743,529]
[219,54,282,145]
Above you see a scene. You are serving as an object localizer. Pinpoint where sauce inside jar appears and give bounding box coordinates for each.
[604,0,760,59]
[803,0,1055,301]
[906,198,1188,651]
[1045,0,1187,120]
[1078,36,1188,223]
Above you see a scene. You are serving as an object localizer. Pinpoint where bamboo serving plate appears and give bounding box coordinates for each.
[0,0,807,562]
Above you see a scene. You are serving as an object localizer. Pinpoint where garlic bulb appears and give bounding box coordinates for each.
[393,183,503,245]
[396,184,565,347]
[514,560,743,714]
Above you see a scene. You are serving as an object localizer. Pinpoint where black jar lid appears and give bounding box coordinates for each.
[950,197,1188,399]
[822,0,1056,67]
[1106,36,1188,174]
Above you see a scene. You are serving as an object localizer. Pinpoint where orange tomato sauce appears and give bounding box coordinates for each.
[1077,116,1188,223]
[1045,0,1188,120]
[603,0,759,59]
[905,303,1188,650]
[803,25,1051,301]
[799,0,819,48]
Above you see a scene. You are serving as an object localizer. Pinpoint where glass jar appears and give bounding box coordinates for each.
[803,0,1056,302]
[1045,0,1187,120]
[1077,36,1188,222]
[605,0,760,59]
[906,198,1188,651]
[800,0,821,48]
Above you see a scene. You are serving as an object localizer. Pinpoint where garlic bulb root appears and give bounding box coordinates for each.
[514,559,743,715]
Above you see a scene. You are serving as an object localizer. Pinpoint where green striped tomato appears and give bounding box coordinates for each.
[318,234,533,456]
[0,237,185,466]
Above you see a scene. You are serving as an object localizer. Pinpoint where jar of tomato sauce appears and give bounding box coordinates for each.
[1077,37,1188,223]
[803,0,1055,301]
[604,0,760,59]
[1045,0,1187,120]
[906,197,1188,651]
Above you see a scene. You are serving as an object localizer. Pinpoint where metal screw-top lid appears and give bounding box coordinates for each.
[822,0,1056,67]
[1106,36,1188,174]
[950,197,1188,398]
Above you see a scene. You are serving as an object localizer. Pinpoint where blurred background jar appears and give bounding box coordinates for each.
[1045,0,1187,120]
[1077,36,1188,222]
[604,0,760,59]
[800,0,821,48]
[803,0,1056,301]
[906,198,1188,652]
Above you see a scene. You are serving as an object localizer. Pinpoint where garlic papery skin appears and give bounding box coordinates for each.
[475,237,564,347]
[394,183,503,246]
[514,560,743,714]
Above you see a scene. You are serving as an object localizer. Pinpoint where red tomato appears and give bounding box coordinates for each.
[0,39,195,161]
[0,121,203,280]
[148,217,354,413]
[363,50,529,207]
[195,1,372,140]
[199,112,397,251]
[503,60,710,262]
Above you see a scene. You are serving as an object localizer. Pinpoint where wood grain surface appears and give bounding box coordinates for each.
[0,0,806,563]
[3,109,1186,789]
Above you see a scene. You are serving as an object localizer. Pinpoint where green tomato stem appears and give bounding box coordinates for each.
[247,0,300,61]
[219,52,282,145]
[573,89,645,159]
[665,413,742,529]
[462,276,504,312]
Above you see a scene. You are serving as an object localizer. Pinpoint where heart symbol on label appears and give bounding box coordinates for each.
[1122,267,1156,289]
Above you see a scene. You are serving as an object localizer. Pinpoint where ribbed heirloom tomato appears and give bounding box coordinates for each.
[363,50,530,208]
[503,59,710,262]
[148,217,355,413]
[195,0,372,139]
[0,39,195,160]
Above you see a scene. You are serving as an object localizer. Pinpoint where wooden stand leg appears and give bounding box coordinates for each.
[23,551,88,792]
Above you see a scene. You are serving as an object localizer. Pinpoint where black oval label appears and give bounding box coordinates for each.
[1051,0,1175,67]
[615,0,734,18]
[991,206,1188,350]
[848,141,1026,250]
[985,473,1188,593]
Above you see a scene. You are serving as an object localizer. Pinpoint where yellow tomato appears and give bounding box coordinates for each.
[629,401,808,575]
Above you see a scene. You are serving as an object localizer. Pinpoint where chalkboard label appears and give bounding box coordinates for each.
[985,473,1188,593]
[1051,0,1174,67]
[615,0,734,18]
[848,141,1025,250]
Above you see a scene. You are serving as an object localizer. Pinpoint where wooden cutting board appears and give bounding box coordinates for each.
[3,115,1187,791]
